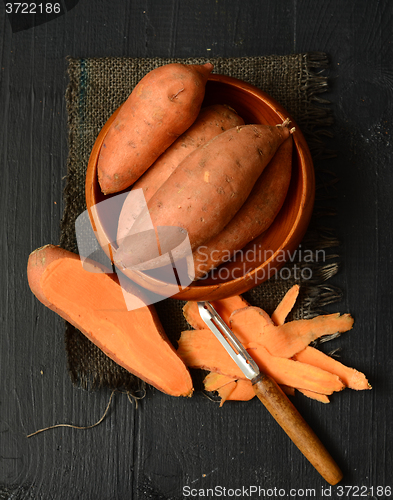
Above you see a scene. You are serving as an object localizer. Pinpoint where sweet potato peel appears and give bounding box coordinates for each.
[178,330,345,394]
[271,284,300,325]
[179,285,371,404]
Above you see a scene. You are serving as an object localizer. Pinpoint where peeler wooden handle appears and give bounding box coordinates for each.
[252,373,343,486]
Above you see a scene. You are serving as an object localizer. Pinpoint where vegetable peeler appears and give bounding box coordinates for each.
[197,301,343,485]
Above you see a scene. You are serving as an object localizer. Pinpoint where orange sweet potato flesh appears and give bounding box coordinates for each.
[203,372,233,392]
[115,123,292,269]
[294,346,371,391]
[191,136,293,280]
[271,284,300,325]
[217,381,237,406]
[97,62,213,195]
[230,306,354,359]
[177,329,345,395]
[205,372,330,404]
[203,372,295,402]
[184,289,369,405]
[116,104,245,244]
[298,389,330,404]
[27,244,193,397]
[182,295,249,330]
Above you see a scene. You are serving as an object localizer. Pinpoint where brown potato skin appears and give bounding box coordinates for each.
[97,62,213,195]
[191,136,293,280]
[115,123,291,269]
[116,104,245,244]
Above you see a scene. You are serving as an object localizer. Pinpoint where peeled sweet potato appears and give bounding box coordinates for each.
[191,136,293,280]
[27,244,193,397]
[97,62,213,195]
[116,104,245,244]
[115,122,292,271]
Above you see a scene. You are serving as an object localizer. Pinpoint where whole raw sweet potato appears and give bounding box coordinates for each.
[116,104,245,244]
[191,136,293,280]
[97,62,214,195]
[115,121,292,270]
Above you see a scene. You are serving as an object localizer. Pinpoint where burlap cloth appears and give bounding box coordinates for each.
[61,54,340,394]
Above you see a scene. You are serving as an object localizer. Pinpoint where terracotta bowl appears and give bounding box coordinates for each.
[85,74,315,301]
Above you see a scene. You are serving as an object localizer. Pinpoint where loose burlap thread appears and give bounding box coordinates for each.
[61,53,340,393]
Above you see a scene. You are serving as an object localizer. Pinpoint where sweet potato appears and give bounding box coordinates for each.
[116,104,245,244]
[115,122,292,270]
[180,290,370,405]
[217,381,238,406]
[297,389,330,404]
[97,62,213,195]
[177,329,345,395]
[205,372,330,404]
[271,284,300,325]
[191,136,293,280]
[182,294,249,330]
[294,346,371,391]
[230,307,354,359]
[27,244,193,397]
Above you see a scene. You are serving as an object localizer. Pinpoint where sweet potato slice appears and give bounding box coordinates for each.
[229,305,274,343]
[217,381,237,406]
[298,389,330,404]
[294,346,371,390]
[271,284,300,325]
[182,295,249,330]
[203,372,235,392]
[177,329,345,395]
[230,307,354,358]
[27,244,193,397]
[206,372,329,405]
[218,379,255,404]
[204,373,296,403]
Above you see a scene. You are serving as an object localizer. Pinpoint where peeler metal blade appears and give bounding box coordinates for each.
[197,301,260,381]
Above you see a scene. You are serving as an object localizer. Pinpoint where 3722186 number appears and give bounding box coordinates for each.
[336,485,391,497]
[5,3,62,14]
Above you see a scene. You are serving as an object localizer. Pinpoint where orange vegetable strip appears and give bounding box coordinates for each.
[217,381,237,406]
[271,284,300,325]
[178,329,244,377]
[298,389,330,404]
[228,306,273,344]
[249,346,345,395]
[231,309,354,359]
[221,379,255,403]
[183,295,249,330]
[177,329,345,395]
[204,372,292,402]
[203,372,235,392]
[294,346,371,390]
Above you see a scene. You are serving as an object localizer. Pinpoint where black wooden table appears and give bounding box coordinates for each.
[1,2,392,499]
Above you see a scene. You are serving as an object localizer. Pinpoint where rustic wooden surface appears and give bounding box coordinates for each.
[1,1,392,498]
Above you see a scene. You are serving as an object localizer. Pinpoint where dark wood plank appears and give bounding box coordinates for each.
[1,0,392,498]
[295,0,393,489]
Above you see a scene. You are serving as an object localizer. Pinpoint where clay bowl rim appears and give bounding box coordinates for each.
[85,73,315,301]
